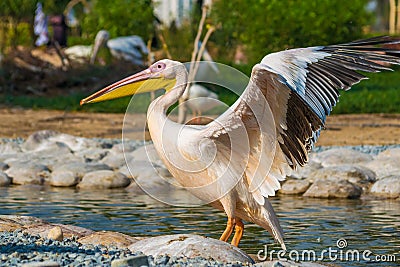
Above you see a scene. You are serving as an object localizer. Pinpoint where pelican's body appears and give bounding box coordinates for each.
[81,36,400,249]
[91,30,148,65]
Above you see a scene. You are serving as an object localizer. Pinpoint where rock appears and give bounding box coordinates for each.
[375,147,400,160]
[0,215,93,238]
[307,165,375,191]
[111,142,139,154]
[100,153,126,169]
[49,169,80,187]
[361,158,400,179]
[289,160,322,179]
[77,170,131,189]
[48,133,101,152]
[370,176,400,198]
[128,144,163,165]
[47,226,63,241]
[78,231,142,248]
[280,179,311,194]
[52,162,111,178]
[22,261,60,267]
[0,161,9,171]
[111,255,148,267]
[0,142,22,154]
[5,162,49,185]
[24,223,94,239]
[21,130,59,151]
[75,148,109,162]
[0,215,46,232]
[128,234,254,263]
[303,179,362,199]
[123,161,176,194]
[21,130,100,152]
[254,260,328,267]
[312,148,373,167]
[0,171,11,186]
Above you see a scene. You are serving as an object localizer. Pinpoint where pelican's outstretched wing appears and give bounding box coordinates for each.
[203,36,400,204]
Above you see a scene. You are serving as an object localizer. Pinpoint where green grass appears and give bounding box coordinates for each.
[1,67,399,114]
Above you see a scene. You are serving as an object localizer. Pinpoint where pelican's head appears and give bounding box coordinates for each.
[90,30,110,64]
[81,59,184,105]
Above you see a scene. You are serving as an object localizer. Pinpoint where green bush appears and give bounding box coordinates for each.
[81,0,155,41]
[211,0,373,64]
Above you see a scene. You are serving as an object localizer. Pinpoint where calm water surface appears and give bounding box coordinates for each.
[0,185,399,266]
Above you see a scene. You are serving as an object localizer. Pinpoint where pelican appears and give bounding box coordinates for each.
[81,36,400,249]
[90,30,148,65]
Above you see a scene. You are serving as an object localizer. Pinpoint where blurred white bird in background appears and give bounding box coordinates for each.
[90,30,148,66]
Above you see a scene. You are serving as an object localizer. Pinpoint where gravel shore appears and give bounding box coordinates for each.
[0,230,248,267]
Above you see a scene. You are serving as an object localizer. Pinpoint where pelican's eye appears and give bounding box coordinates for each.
[150,62,166,73]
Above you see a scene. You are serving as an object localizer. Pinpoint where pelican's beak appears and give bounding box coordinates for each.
[80,68,176,105]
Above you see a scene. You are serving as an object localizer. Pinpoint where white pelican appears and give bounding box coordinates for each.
[90,30,148,65]
[81,36,400,249]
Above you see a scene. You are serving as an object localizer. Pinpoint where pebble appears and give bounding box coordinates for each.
[47,226,63,241]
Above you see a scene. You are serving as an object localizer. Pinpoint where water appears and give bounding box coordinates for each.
[0,185,399,266]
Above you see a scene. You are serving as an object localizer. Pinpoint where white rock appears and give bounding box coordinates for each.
[0,142,22,154]
[75,148,109,162]
[308,165,375,191]
[312,148,373,167]
[370,176,400,198]
[0,171,11,186]
[100,153,126,169]
[128,234,254,263]
[303,179,362,199]
[5,162,49,185]
[289,160,322,179]
[280,179,311,194]
[49,133,100,152]
[53,161,111,179]
[128,144,163,165]
[361,158,400,179]
[375,147,400,160]
[78,170,131,189]
[49,170,80,187]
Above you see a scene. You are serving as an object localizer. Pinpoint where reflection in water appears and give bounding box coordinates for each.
[0,186,398,266]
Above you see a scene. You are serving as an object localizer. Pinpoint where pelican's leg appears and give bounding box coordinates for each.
[231,218,244,247]
[219,217,235,242]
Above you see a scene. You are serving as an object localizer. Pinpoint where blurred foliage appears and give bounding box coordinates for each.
[81,0,155,41]
[211,0,373,64]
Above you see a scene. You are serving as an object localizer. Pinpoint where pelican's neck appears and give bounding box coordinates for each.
[147,65,187,128]
[147,65,188,161]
